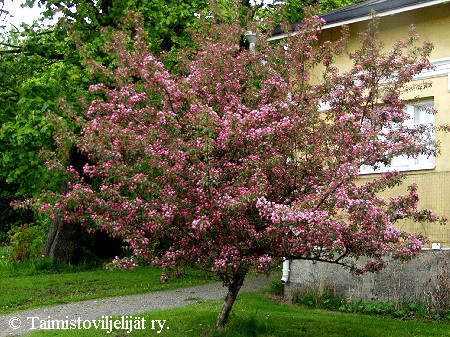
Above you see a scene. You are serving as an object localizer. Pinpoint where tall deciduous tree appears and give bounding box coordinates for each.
[34,7,447,328]
[284,0,358,22]
[242,0,359,23]
[0,23,85,247]
[0,0,208,257]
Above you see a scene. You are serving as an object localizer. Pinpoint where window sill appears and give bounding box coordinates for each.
[359,164,436,176]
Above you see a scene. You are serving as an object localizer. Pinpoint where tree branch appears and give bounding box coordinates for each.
[0,42,21,49]
[0,45,65,60]
[313,179,346,212]
[0,49,24,55]
[287,255,354,269]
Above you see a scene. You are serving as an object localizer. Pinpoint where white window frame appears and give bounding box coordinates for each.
[359,100,435,175]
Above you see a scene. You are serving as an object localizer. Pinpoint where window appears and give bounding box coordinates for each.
[360,101,435,174]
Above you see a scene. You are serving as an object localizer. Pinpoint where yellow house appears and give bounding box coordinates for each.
[274,0,450,303]
[272,0,450,248]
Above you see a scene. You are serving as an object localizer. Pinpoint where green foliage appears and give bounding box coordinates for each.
[284,0,359,23]
[0,246,10,265]
[267,277,284,297]
[292,291,440,321]
[0,9,92,245]
[8,224,36,261]
[6,216,50,261]
[0,183,35,244]
[0,253,104,278]
[0,29,89,195]
[25,0,210,59]
[130,0,206,53]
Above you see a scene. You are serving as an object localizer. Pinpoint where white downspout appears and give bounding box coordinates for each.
[281,258,290,283]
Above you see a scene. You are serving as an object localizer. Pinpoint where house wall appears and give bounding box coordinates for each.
[319,3,450,248]
[321,3,450,67]
[286,3,450,303]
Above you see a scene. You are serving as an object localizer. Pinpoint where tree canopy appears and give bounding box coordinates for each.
[29,6,446,328]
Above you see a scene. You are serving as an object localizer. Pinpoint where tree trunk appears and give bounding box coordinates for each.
[215,271,248,329]
[43,146,88,264]
[42,214,80,264]
[42,181,80,264]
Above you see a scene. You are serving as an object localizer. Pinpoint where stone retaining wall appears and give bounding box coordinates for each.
[284,250,450,308]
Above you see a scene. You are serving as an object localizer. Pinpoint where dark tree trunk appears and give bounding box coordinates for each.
[42,181,80,263]
[215,271,248,329]
[42,146,124,263]
[42,147,88,264]
[42,214,80,263]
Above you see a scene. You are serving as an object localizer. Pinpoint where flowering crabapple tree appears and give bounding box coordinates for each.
[38,10,446,329]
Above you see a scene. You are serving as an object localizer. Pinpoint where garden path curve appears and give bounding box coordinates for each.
[0,275,271,336]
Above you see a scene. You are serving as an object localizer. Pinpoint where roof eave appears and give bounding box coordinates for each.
[268,0,450,42]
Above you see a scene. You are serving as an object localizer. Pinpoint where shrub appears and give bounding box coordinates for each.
[267,278,284,297]
[8,224,36,261]
[7,217,50,261]
[423,261,450,319]
[292,291,431,321]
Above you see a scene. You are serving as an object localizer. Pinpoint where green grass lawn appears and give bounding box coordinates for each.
[2,261,450,336]
[0,266,213,314]
[27,292,450,337]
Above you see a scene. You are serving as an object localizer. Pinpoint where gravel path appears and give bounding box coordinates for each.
[0,275,271,336]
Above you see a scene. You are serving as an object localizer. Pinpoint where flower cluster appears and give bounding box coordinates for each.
[104,256,137,270]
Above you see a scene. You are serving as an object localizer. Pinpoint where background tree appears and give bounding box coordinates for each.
[0,21,86,252]
[242,0,358,24]
[284,0,357,22]
[0,0,209,260]
[33,5,446,328]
